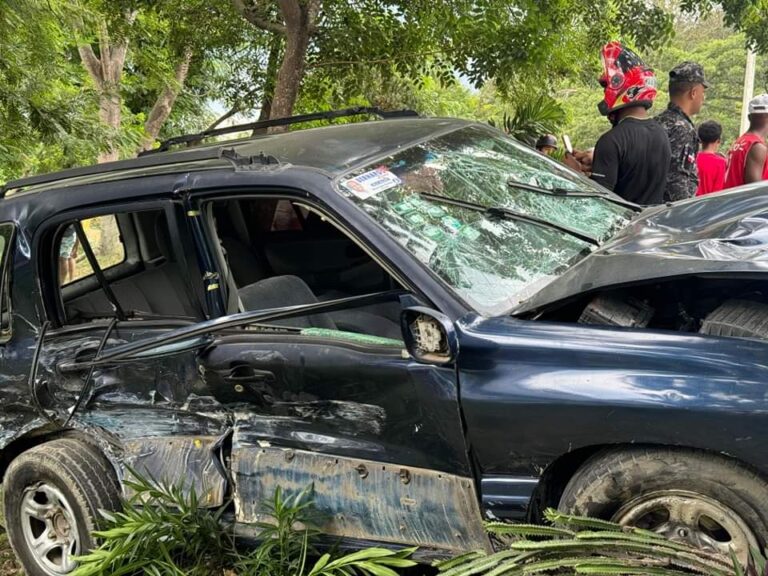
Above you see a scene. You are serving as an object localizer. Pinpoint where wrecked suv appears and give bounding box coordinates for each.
[1,108,768,575]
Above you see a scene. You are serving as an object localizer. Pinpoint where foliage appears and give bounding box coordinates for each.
[0,0,104,181]
[234,485,319,576]
[560,10,768,151]
[435,507,744,576]
[71,471,416,576]
[3,0,768,181]
[235,486,416,576]
[490,94,568,145]
[71,471,233,576]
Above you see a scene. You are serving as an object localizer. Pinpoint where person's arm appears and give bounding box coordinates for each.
[745,143,768,184]
[563,149,594,174]
[590,136,618,191]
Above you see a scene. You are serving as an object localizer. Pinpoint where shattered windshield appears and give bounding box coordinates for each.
[336,125,634,315]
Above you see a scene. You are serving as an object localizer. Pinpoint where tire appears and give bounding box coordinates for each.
[3,438,121,576]
[558,447,768,563]
[700,299,768,339]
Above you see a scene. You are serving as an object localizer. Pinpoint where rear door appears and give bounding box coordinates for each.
[37,200,229,506]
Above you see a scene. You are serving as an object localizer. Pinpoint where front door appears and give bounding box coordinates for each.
[199,194,489,554]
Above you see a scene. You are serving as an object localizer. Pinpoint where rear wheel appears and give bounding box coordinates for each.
[3,439,121,576]
[558,448,768,564]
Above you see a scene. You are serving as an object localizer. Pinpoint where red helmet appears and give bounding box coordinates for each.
[598,41,657,117]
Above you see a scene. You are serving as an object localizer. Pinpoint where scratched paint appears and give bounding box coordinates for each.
[122,436,227,507]
[232,445,491,554]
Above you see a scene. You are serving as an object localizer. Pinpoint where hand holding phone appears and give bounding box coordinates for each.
[562,134,573,155]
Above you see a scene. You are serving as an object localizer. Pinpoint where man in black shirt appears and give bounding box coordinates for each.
[566,42,671,205]
[591,109,671,205]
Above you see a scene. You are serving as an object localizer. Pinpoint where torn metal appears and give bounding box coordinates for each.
[122,435,227,507]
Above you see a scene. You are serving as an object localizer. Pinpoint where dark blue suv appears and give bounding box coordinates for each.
[1,109,767,576]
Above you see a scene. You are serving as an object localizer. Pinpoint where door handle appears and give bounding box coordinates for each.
[222,364,275,385]
[58,346,101,375]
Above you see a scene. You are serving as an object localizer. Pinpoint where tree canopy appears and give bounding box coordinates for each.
[1,0,767,181]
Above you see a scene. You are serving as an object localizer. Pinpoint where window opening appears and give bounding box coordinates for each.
[60,215,125,285]
[73,221,127,321]
[57,208,202,324]
[210,198,405,341]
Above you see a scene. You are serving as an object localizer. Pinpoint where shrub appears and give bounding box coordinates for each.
[72,471,416,576]
[434,508,753,576]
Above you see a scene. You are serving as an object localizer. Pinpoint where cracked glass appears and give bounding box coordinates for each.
[336,126,634,315]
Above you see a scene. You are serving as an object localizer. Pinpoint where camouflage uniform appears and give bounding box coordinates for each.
[657,103,699,202]
[656,62,709,202]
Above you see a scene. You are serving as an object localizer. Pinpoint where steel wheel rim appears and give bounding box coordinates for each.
[20,483,80,575]
[612,489,758,564]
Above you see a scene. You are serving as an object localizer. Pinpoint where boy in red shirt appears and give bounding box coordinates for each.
[724,94,768,189]
[695,120,726,196]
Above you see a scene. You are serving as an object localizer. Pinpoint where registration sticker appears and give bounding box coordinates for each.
[341,167,402,199]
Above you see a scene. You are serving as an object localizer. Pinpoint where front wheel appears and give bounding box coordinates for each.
[558,447,768,564]
[3,439,121,576]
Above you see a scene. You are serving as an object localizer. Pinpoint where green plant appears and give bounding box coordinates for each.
[73,471,416,576]
[490,95,567,146]
[435,508,745,576]
[235,484,416,576]
[72,471,233,576]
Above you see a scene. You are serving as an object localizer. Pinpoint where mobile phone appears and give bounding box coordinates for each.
[562,134,573,155]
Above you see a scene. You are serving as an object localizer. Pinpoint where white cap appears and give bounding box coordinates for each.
[749,94,768,115]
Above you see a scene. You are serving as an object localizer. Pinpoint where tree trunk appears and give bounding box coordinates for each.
[97,93,121,163]
[76,12,135,163]
[258,33,283,122]
[139,46,194,152]
[268,26,311,127]
[232,0,321,131]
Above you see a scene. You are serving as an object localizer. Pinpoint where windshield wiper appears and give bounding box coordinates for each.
[418,192,599,245]
[506,179,640,211]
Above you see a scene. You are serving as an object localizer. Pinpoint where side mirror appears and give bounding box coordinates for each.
[400,307,458,365]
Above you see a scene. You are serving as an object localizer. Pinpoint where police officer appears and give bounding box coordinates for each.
[656,62,709,202]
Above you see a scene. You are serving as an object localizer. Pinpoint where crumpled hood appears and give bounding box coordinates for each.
[514,182,768,313]
[608,183,768,260]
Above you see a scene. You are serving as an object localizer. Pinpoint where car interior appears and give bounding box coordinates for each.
[57,209,202,323]
[208,198,404,340]
[55,200,405,340]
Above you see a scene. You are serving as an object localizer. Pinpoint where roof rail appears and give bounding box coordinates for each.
[0,147,226,197]
[143,106,419,155]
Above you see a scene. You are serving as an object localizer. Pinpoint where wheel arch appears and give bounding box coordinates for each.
[529,442,768,522]
[0,426,123,486]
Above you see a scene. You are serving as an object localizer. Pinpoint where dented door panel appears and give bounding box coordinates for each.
[122,436,227,507]
[38,324,231,507]
[200,336,469,474]
[232,446,490,554]
[202,333,482,550]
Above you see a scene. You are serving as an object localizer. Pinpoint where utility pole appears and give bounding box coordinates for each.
[741,48,757,134]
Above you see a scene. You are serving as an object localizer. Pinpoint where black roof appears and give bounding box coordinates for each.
[2,117,472,196]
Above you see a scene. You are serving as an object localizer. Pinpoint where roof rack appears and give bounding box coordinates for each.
[143,106,419,154]
[0,106,419,196]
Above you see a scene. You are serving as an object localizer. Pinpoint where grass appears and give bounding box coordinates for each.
[0,532,21,576]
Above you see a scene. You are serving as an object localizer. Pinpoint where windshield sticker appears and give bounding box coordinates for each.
[341,168,402,199]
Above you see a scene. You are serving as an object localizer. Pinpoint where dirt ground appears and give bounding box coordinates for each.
[0,533,20,576]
